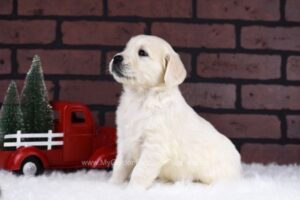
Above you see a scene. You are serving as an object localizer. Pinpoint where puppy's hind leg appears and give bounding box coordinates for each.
[109,154,134,185]
[128,146,168,189]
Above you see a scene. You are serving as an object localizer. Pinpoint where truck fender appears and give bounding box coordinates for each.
[87,146,116,169]
[6,147,49,171]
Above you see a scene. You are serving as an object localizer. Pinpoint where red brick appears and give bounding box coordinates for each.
[152,23,235,48]
[0,49,11,74]
[0,0,13,14]
[197,53,281,79]
[108,0,192,18]
[0,80,54,103]
[287,115,300,139]
[241,26,300,51]
[59,81,122,105]
[18,50,101,75]
[241,144,300,164]
[242,85,300,110]
[0,20,56,44]
[62,21,145,46]
[201,114,281,139]
[287,56,300,80]
[285,0,300,21]
[180,83,236,108]
[105,112,116,127]
[19,0,102,16]
[197,0,279,21]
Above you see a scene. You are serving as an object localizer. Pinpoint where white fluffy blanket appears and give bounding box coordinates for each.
[1,164,300,200]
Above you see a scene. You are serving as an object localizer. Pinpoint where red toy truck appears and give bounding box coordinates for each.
[0,101,117,175]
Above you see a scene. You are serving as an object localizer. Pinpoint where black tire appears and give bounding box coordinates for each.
[18,156,44,176]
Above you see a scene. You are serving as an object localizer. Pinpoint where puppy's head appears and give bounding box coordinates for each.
[109,35,186,89]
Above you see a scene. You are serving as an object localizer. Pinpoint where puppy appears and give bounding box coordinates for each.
[109,35,241,189]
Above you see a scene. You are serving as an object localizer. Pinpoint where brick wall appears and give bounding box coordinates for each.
[1,0,300,164]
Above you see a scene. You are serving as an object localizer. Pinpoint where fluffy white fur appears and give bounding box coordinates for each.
[109,35,241,189]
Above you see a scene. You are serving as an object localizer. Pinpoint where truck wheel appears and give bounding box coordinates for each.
[19,157,44,176]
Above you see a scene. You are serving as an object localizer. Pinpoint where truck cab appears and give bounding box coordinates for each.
[53,101,96,163]
[52,101,117,168]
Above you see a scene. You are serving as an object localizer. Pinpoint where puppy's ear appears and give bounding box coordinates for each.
[164,52,187,87]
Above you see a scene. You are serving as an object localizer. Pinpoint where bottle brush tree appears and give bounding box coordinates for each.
[0,81,24,149]
[21,55,53,133]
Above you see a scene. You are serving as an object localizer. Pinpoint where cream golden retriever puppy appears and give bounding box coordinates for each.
[109,35,241,189]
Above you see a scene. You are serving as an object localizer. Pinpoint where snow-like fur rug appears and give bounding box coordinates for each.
[1,164,300,200]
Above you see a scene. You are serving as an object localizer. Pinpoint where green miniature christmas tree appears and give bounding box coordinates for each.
[21,55,53,133]
[0,81,24,148]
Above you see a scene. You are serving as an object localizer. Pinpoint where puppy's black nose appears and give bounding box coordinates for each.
[113,55,123,65]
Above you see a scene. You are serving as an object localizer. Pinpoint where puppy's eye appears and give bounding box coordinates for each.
[138,49,148,57]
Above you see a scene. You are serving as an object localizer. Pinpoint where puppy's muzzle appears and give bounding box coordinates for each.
[112,55,124,77]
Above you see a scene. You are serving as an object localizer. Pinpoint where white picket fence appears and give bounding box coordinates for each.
[4,130,64,150]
